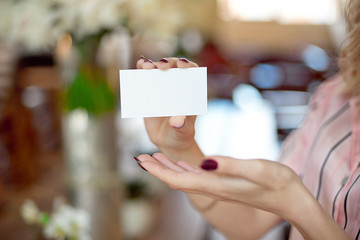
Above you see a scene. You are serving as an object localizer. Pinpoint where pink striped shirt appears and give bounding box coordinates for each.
[280,75,360,239]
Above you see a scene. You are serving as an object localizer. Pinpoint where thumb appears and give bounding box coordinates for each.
[169,116,186,129]
[200,156,267,185]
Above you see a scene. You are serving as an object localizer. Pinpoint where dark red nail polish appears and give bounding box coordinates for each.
[134,157,148,171]
[179,57,189,63]
[144,59,153,63]
[201,159,218,171]
[159,58,169,63]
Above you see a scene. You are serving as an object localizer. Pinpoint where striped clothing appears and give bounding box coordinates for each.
[280,75,360,239]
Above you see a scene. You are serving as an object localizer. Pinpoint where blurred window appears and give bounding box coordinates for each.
[217,0,340,24]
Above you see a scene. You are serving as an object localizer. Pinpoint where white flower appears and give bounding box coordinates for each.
[97,0,128,29]
[126,0,184,38]
[7,0,63,52]
[44,203,90,240]
[0,0,128,51]
[0,0,186,52]
[20,200,40,225]
[0,1,14,41]
[58,0,127,40]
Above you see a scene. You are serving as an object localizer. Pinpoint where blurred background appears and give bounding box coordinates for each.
[0,0,345,239]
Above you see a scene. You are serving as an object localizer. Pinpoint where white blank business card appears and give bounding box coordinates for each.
[120,67,207,118]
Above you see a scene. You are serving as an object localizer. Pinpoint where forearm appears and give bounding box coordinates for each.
[196,198,282,240]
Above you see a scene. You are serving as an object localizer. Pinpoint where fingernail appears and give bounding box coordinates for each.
[134,157,148,172]
[158,58,169,63]
[200,159,218,171]
[144,59,153,63]
[139,55,146,60]
[173,122,185,129]
[179,57,189,63]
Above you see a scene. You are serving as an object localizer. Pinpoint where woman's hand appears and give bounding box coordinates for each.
[136,153,352,240]
[136,57,202,162]
[137,153,303,216]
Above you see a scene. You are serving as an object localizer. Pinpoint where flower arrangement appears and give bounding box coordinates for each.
[21,199,90,240]
[125,0,184,38]
[0,0,128,52]
[0,0,185,53]
[0,0,187,115]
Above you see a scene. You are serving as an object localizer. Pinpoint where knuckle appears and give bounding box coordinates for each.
[148,134,161,146]
[270,164,297,190]
[253,159,267,176]
[148,135,157,144]
[278,165,297,183]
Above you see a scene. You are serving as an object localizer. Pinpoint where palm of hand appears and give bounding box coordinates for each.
[138,153,304,219]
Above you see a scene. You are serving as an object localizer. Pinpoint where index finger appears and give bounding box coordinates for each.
[136,56,157,69]
[136,55,146,69]
[139,156,214,193]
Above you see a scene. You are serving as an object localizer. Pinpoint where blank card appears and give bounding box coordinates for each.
[120,67,207,118]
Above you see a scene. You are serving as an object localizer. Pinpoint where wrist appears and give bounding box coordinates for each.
[283,183,351,239]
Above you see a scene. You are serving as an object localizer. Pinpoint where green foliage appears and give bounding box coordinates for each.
[38,212,50,226]
[65,67,116,115]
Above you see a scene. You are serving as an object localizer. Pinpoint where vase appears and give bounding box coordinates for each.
[57,30,133,239]
[62,109,122,240]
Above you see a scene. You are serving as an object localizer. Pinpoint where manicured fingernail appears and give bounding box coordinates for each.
[134,157,148,172]
[144,59,153,63]
[200,159,218,171]
[179,57,189,63]
[139,55,146,60]
[158,58,169,63]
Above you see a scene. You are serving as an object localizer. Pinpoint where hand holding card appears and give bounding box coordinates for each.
[119,67,207,118]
